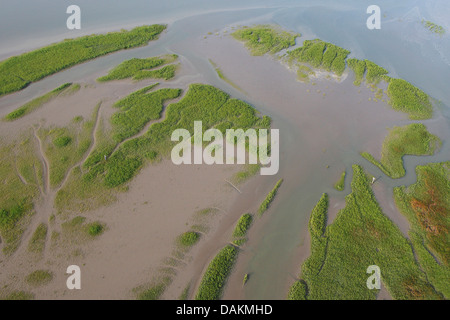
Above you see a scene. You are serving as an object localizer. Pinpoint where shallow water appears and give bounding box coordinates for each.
[1,1,449,299]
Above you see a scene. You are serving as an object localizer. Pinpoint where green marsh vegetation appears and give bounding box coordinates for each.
[394,162,449,297]
[296,65,314,82]
[27,223,47,254]
[0,25,167,97]
[111,85,181,142]
[347,59,366,86]
[25,270,53,287]
[258,179,283,215]
[242,273,249,286]
[3,82,269,257]
[60,216,105,241]
[231,164,260,185]
[346,59,432,119]
[334,171,346,191]
[288,40,350,76]
[364,60,389,84]
[3,83,76,121]
[231,213,253,246]
[421,20,445,36]
[177,231,200,248]
[195,245,238,300]
[386,78,433,120]
[287,280,307,300]
[234,25,435,119]
[289,165,441,300]
[86,221,104,237]
[231,25,298,56]
[179,283,191,300]
[208,59,243,92]
[38,104,99,188]
[97,54,178,82]
[82,84,270,189]
[0,137,42,255]
[361,123,441,179]
[55,115,120,214]
[136,276,172,300]
[0,291,34,300]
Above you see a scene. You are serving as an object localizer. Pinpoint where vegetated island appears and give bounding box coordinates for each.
[195,245,239,300]
[0,24,166,97]
[97,54,178,82]
[232,25,435,120]
[288,165,443,300]
[231,213,253,246]
[208,59,244,93]
[258,179,283,215]
[334,170,346,191]
[361,123,441,179]
[393,161,450,298]
[231,25,299,56]
[194,213,254,300]
[3,83,80,121]
[421,20,446,36]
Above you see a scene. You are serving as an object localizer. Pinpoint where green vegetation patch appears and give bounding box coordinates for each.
[231,213,253,245]
[232,213,253,238]
[195,245,238,300]
[287,280,307,300]
[334,171,346,191]
[258,179,283,215]
[232,25,298,56]
[0,25,167,97]
[394,162,449,296]
[53,136,72,148]
[364,60,388,84]
[27,223,47,253]
[308,193,328,238]
[4,83,74,121]
[25,270,53,287]
[137,276,172,300]
[40,104,99,187]
[0,138,41,255]
[86,221,104,237]
[386,78,433,120]
[232,164,260,185]
[83,84,270,189]
[361,123,440,179]
[422,20,445,35]
[177,231,200,247]
[347,59,366,86]
[98,54,178,81]
[179,283,191,300]
[111,85,181,142]
[61,216,105,239]
[1,291,34,300]
[289,165,441,300]
[288,40,350,76]
[209,59,243,92]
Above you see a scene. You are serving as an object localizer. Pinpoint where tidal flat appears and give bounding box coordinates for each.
[0,4,449,300]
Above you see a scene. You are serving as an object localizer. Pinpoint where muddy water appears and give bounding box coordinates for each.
[1,3,449,300]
